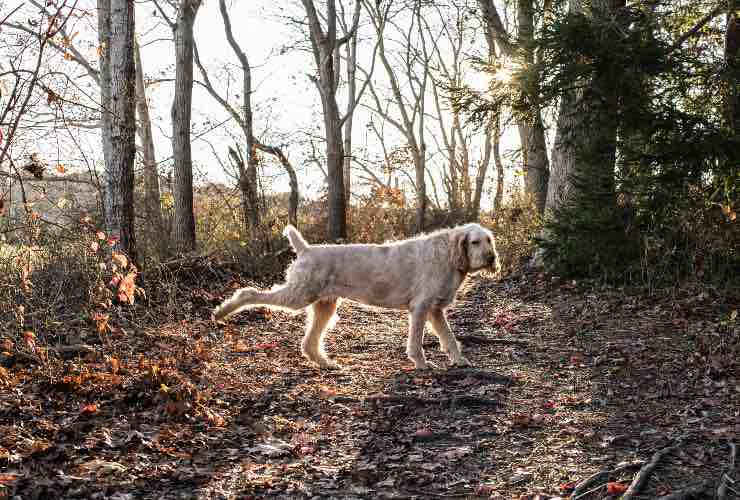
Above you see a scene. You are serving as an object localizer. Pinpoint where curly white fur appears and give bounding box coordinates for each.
[214,223,500,370]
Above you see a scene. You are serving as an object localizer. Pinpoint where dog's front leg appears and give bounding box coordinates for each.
[429,309,471,368]
[407,306,435,370]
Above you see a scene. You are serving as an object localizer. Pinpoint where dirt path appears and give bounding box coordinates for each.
[1,273,737,499]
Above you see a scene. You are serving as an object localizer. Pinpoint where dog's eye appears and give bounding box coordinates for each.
[471,240,480,245]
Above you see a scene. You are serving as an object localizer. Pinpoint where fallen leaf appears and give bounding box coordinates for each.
[559,481,577,492]
[23,331,36,352]
[474,484,496,496]
[606,482,628,495]
[413,428,435,441]
[318,385,337,398]
[254,342,278,350]
[80,403,98,415]
[511,413,531,427]
[0,473,20,484]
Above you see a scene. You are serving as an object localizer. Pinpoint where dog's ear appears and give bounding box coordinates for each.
[450,230,469,272]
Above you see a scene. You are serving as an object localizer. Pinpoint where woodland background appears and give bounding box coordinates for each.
[0,0,738,499]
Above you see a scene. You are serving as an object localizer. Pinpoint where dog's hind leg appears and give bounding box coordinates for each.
[429,309,471,367]
[406,304,435,370]
[302,298,339,369]
[213,283,317,321]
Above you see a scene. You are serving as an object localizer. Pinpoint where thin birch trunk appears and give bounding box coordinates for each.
[134,42,166,260]
[170,0,201,253]
[104,0,137,261]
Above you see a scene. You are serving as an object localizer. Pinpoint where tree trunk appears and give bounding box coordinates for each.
[518,121,549,213]
[516,0,549,214]
[227,146,258,238]
[413,149,426,232]
[478,0,550,214]
[546,0,622,214]
[724,0,739,134]
[170,0,201,253]
[102,0,137,262]
[302,0,351,241]
[324,98,347,240]
[97,0,112,186]
[343,25,358,205]
[134,41,166,261]
[493,115,504,211]
[472,112,496,218]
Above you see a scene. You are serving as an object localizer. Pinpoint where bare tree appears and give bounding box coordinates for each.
[301,0,361,241]
[337,2,361,204]
[98,0,137,261]
[9,1,164,261]
[426,1,497,220]
[362,0,432,232]
[193,0,300,236]
[154,0,202,253]
[478,0,550,214]
[134,42,167,260]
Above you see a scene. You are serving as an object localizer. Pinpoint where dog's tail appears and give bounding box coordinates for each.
[283,225,309,254]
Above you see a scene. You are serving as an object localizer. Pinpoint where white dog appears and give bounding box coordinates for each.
[214,223,500,370]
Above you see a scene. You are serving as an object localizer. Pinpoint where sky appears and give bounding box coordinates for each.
[8,0,524,205]
[137,0,524,200]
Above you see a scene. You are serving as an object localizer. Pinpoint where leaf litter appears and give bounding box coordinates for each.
[0,262,738,499]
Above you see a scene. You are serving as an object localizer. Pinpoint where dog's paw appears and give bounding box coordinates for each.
[414,361,439,371]
[449,357,472,368]
[317,359,340,370]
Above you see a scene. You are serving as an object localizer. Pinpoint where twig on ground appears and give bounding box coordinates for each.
[718,440,737,500]
[334,394,502,408]
[456,334,529,346]
[622,438,684,500]
[572,482,606,500]
[570,461,645,499]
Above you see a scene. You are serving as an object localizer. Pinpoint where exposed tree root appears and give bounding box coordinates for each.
[362,394,501,408]
[622,438,684,500]
[718,440,737,500]
[571,461,645,499]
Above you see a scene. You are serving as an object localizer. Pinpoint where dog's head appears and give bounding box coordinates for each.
[450,223,501,275]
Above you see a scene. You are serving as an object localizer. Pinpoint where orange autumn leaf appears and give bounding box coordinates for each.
[606,482,628,495]
[0,473,20,484]
[318,385,337,399]
[111,252,128,269]
[108,356,120,374]
[254,342,278,350]
[80,403,98,415]
[55,163,66,174]
[117,272,137,304]
[559,481,577,492]
[93,313,110,334]
[23,331,36,352]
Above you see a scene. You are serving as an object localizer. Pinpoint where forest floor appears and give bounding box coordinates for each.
[1,261,739,500]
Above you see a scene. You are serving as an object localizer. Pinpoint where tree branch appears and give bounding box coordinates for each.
[667,3,726,54]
